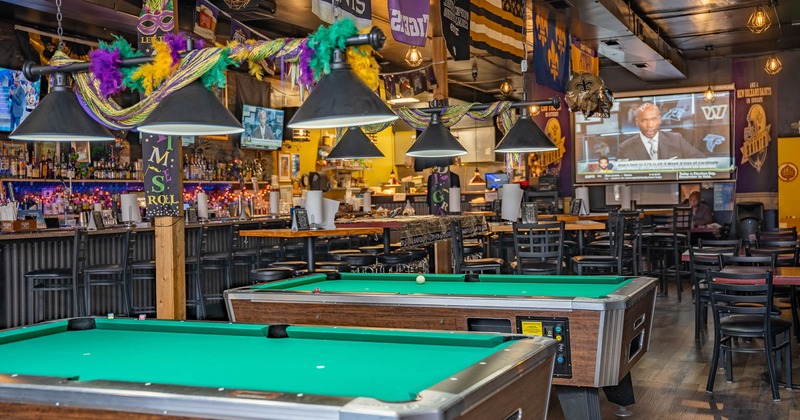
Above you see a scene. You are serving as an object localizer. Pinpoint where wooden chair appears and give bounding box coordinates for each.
[511,222,564,275]
[706,269,792,401]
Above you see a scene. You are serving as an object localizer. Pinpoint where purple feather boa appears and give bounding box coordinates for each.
[88,48,123,97]
[298,39,315,87]
[163,33,186,66]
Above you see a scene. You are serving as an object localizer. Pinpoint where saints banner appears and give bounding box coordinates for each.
[571,37,598,76]
[732,57,778,193]
[530,84,571,192]
[388,0,429,47]
[230,20,251,43]
[533,7,569,92]
[470,0,524,62]
[311,0,371,29]
[440,0,470,61]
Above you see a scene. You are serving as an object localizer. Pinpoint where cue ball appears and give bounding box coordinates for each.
[416,275,426,284]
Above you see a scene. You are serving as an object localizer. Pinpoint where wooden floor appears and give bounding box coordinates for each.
[546,282,800,419]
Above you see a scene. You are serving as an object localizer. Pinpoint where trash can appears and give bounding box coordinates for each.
[736,202,763,244]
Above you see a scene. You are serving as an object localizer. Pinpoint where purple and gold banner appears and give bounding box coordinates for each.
[530,83,572,193]
[230,20,251,43]
[533,6,569,93]
[388,0,429,47]
[732,57,778,193]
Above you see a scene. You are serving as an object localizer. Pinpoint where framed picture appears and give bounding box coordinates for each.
[291,153,301,178]
[278,153,291,181]
[72,141,91,162]
[34,142,58,161]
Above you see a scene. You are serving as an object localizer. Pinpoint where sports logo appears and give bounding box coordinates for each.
[701,105,728,120]
[661,107,685,122]
[703,134,725,152]
[778,162,798,182]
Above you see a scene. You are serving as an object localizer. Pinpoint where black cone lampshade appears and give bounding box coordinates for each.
[10,72,115,142]
[138,81,244,136]
[288,50,398,129]
[494,107,557,153]
[326,127,384,160]
[406,113,467,158]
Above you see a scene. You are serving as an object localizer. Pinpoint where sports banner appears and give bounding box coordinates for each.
[311,0,371,29]
[571,37,598,76]
[440,0,470,60]
[732,57,778,193]
[388,0,429,47]
[230,20,251,43]
[469,0,524,61]
[533,7,569,92]
[193,0,219,42]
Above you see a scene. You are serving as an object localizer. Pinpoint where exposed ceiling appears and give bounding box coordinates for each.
[1,0,798,103]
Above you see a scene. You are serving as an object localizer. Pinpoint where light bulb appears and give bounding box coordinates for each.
[405,46,423,67]
[499,79,513,96]
[529,105,541,116]
[704,87,716,103]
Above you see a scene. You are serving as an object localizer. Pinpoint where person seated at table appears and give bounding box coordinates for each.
[682,190,713,227]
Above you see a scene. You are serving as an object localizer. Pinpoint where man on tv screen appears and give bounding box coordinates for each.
[617,103,704,160]
[9,77,26,130]
[251,109,275,140]
[596,156,613,172]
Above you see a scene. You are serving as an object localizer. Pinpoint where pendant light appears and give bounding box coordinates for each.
[406,113,467,158]
[138,81,244,135]
[703,46,715,103]
[764,54,782,75]
[405,46,423,67]
[747,4,771,34]
[325,127,384,160]
[288,37,398,129]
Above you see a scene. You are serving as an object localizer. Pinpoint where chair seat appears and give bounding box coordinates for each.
[572,255,617,263]
[315,261,352,272]
[25,269,72,278]
[328,250,361,261]
[270,261,309,270]
[341,254,377,266]
[463,258,503,266]
[720,315,791,335]
[130,261,156,270]
[84,264,123,274]
[359,245,384,255]
[202,252,232,261]
[233,249,259,257]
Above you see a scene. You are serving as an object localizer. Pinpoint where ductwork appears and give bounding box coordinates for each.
[571,0,687,81]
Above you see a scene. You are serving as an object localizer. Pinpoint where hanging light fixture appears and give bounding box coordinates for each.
[405,46,423,67]
[499,79,513,96]
[406,112,467,158]
[747,5,771,34]
[764,54,782,75]
[528,105,541,116]
[138,81,244,135]
[495,100,558,153]
[704,45,715,103]
[288,28,398,129]
[325,127,384,160]
[10,72,115,142]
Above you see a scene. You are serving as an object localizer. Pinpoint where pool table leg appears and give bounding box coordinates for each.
[555,385,602,420]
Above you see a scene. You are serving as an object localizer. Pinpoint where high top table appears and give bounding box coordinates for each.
[241,227,383,272]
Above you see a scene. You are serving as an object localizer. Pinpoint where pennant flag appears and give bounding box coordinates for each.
[571,37,599,76]
[411,69,427,95]
[193,0,219,42]
[470,0,524,62]
[311,0,372,30]
[231,20,251,43]
[533,7,570,92]
[440,0,470,60]
[388,0,430,47]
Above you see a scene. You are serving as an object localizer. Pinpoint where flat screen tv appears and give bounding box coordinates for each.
[1,68,41,132]
[240,105,284,150]
[485,173,509,189]
[573,88,734,184]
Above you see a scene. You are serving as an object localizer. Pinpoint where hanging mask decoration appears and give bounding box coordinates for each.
[564,72,613,118]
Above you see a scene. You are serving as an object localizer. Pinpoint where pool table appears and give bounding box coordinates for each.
[0,317,557,420]
[225,273,658,420]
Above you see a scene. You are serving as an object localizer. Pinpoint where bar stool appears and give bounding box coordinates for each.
[377,252,413,273]
[199,223,235,306]
[328,249,360,261]
[359,245,384,255]
[184,227,206,319]
[25,230,87,324]
[258,245,282,268]
[406,247,429,273]
[249,267,294,283]
[270,261,309,276]
[340,253,377,273]
[232,223,261,283]
[315,261,352,272]
[83,229,135,317]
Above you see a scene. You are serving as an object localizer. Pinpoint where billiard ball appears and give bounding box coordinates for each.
[416,275,426,284]
[313,287,321,293]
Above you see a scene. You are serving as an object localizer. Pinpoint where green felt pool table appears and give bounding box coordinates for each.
[225,273,659,420]
[0,317,557,419]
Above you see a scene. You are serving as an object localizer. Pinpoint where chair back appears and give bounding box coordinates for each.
[185,226,203,264]
[722,254,776,268]
[121,229,136,274]
[698,238,742,256]
[512,222,564,274]
[71,229,89,281]
[706,269,776,334]
[450,220,466,273]
[688,247,723,287]
[201,223,235,259]
[747,242,799,267]
[757,227,797,244]
[673,206,693,231]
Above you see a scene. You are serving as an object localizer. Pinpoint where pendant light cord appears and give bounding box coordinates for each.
[55,0,64,51]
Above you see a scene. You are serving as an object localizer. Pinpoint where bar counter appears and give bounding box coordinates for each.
[0,218,287,329]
